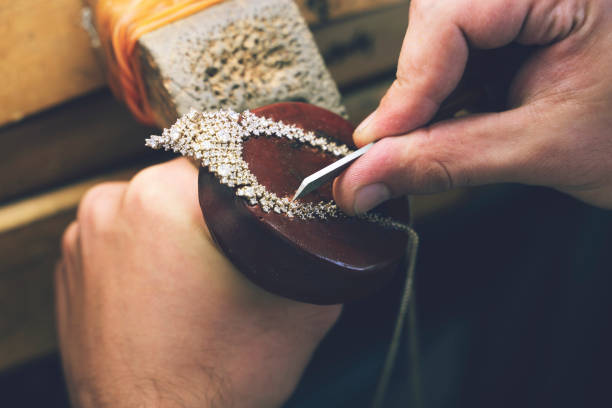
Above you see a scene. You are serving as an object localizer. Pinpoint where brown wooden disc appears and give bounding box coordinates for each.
[198,102,410,304]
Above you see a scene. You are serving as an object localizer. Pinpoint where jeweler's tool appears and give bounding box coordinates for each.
[293,142,374,200]
[292,65,497,201]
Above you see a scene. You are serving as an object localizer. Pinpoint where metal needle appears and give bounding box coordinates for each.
[292,142,374,200]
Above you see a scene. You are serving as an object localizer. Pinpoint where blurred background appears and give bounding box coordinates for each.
[1,0,611,407]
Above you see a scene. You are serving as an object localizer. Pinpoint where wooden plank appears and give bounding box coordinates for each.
[296,0,407,25]
[0,210,74,370]
[0,166,143,371]
[0,0,105,126]
[1,0,408,128]
[0,90,158,204]
[315,3,408,87]
[0,169,138,235]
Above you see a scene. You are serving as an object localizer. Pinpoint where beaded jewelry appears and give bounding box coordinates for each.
[146,108,412,233]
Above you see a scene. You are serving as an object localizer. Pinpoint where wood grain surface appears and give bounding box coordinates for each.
[297,0,407,25]
[0,90,156,203]
[0,167,141,371]
[0,0,105,126]
[317,3,408,87]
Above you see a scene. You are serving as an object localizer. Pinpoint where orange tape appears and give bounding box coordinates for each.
[95,0,225,125]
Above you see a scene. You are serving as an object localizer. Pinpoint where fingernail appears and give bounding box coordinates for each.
[353,183,391,214]
[354,109,377,140]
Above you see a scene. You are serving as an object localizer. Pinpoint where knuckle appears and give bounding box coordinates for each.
[77,183,121,230]
[401,131,454,193]
[410,0,426,14]
[123,166,168,213]
[410,155,454,193]
[426,157,454,191]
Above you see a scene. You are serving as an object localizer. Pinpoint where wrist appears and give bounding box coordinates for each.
[72,376,205,408]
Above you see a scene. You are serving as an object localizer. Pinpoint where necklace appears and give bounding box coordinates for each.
[146,108,411,233]
[147,109,420,401]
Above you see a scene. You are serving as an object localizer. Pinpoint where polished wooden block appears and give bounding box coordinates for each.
[199,102,411,304]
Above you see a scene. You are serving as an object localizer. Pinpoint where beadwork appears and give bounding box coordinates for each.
[146,108,412,233]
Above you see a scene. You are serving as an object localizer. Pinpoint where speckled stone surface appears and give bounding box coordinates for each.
[139,0,345,127]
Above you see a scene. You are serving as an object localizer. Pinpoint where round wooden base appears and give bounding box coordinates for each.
[198,102,410,304]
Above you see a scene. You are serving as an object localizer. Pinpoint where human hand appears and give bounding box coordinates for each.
[333,0,612,214]
[56,158,341,408]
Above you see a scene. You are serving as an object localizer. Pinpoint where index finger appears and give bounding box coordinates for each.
[353,0,536,146]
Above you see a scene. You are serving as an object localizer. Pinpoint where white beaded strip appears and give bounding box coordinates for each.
[146,109,412,234]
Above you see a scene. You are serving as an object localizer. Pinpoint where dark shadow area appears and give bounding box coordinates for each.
[291,184,612,408]
[0,354,69,408]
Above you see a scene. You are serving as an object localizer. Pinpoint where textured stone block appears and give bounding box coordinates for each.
[139,0,346,126]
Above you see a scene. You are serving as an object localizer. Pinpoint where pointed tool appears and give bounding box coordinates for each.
[292,142,374,200]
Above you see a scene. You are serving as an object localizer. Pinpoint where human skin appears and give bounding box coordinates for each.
[56,159,341,408]
[57,1,612,405]
[333,0,612,215]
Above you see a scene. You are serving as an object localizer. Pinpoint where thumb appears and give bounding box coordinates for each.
[334,107,535,215]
